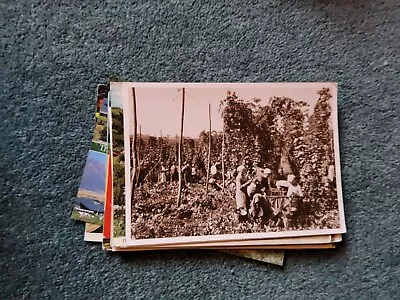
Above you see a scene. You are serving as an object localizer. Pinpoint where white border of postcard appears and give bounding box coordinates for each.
[112,82,346,247]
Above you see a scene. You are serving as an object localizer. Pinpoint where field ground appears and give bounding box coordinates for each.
[130,183,340,239]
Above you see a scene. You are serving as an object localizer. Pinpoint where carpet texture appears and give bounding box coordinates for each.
[1,0,399,298]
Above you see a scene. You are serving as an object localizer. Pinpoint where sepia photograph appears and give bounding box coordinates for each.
[110,82,345,244]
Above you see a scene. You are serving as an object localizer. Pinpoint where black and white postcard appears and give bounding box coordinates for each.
[109,82,346,247]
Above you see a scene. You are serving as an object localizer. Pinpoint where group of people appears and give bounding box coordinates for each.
[157,158,306,229]
[205,161,305,229]
[232,164,305,229]
[159,162,199,185]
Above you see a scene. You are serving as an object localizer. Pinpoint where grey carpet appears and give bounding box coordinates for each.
[1,0,399,299]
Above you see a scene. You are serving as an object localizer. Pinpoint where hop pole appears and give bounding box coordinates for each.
[131,87,138,203]
[205,103,211,196]
[160,130,163,162]
[176,88,185,207]
[135,125,141,188]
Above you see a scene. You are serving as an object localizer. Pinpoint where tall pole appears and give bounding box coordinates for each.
[175,134,179,162]
[177,88,185,207]
[158,130,161,182]
[222,129,225,191]
[138,125,141,161]
[159,130,162,183]
[205,103,211,196]
[131,87,138,202]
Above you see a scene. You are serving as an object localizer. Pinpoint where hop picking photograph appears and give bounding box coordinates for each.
[110,82,345,243]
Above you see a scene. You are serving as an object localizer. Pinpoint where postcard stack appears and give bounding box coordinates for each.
[72,82,346,266]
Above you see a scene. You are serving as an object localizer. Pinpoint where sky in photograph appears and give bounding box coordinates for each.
[111,83,336,138]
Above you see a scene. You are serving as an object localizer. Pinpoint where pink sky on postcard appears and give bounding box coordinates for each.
[112,83,336,138]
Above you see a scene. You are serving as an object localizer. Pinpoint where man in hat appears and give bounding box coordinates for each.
[181,161,190,185]
[191,165,197,183]
[260,168,272,191]
[235,165,252,219]
[286,175,303,198]
[210,162,219,179]
[170,163,178,184]
[277,167,286,181]
[225,167,237,192]
[159,162,167,184]
[276,174,302,196]
[250,162,259,178]
[274,174,304,229]
[248,168,273,220]
[327,162,336,189]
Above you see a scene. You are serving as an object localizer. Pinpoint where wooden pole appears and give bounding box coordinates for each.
[205,103,211,196]
[222,129,225,191]
[131,87,138,202]
[160,130,163,162]
[138,125,141,160]
[175,134,179,162]
[176,88,185,207]
[159,130,163,183]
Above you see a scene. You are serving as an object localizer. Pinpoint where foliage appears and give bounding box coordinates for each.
[113,156,125,206]
[268,96,309,176]
[113,209,125,237]
[108,107,125,206]
[220,92,257,167]
[219,92,309,176]
[110,88,339,230]
[300,88,337,212]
